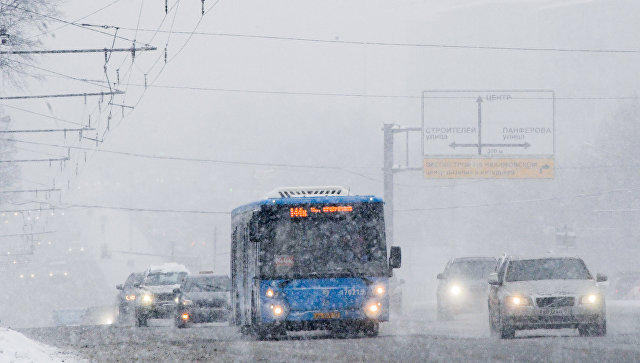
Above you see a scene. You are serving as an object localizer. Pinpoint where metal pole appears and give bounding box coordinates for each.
[383,124,394,246]
[213,226,217,273]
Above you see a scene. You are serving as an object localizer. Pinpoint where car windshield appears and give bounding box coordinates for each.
[183,277,230,292]
[124,274,143,287]
[143,272,187,286]
[505,258,592,282]
[447,260,496,280]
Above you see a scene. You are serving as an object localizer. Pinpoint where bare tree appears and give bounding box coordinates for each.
[0,0,59,85]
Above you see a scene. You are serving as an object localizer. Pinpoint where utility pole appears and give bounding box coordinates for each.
[213,226,217,273]
[383,124,422,245]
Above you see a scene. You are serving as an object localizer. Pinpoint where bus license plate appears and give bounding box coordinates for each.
[540,308,565,315]
[313,312,340,319]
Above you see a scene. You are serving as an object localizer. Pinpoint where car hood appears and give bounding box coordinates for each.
[141,284,180,294]
[504,279,598,296]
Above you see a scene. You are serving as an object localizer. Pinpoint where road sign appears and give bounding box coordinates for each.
[422,90,555,179]
[423,158,554,179]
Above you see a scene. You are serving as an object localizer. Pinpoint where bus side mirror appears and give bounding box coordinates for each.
[116,284,123,290]
[436,273,445,280]
[249,218,260,242]
[389,246,401,269]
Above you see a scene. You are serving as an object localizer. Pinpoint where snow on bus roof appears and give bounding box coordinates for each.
[147,262,189,274]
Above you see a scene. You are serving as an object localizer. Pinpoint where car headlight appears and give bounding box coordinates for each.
[141,293,153,305]
[580,294,601,305]
[449,284,462,296]
[505,295,531,306]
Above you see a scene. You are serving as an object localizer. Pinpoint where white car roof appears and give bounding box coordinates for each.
[147,262,190,274]
[507,255,583,261]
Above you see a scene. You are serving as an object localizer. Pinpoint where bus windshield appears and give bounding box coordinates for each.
[259,204,387,279]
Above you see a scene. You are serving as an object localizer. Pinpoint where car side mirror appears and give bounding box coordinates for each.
[437,273,445,280]
[389,246,401,269]
[116,284,123,290]
[596,273,608,282]
[173,288,181,294]
[488,273,500,285]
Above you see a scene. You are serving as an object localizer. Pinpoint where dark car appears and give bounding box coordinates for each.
[436,257,497,320]
[135,263,189,327]
[116,272,144,322]
[610,272,640,300]
[175,274,231,328]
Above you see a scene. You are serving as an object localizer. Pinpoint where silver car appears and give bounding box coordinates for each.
[488,256,607,339]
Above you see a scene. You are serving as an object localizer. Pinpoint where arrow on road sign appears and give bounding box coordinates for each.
[449,142,531,149]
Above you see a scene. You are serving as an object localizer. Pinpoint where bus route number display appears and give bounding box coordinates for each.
[289,206,353,218]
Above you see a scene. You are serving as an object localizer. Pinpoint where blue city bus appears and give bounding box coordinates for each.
[231,187,401,339]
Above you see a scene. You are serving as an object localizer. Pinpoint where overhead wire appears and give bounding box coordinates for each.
[395,185,640,213]
[24,0,125,40]
[0,0,146,45]
[93,27,640,54]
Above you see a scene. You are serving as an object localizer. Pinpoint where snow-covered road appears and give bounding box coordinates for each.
[19,301,640,362]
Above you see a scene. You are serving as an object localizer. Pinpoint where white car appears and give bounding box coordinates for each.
[488,256,607,339]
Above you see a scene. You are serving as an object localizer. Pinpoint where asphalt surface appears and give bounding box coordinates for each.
[20,301,640,362]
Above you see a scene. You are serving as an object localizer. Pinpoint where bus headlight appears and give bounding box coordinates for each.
[374,285,386,296]
[364,301,382,318]
[266,288,275,298]
[270,304,287,319]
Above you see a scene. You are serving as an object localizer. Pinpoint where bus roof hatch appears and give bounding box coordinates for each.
[266,186,350,199]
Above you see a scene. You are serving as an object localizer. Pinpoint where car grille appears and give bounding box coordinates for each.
[155,293,175,302]
[536,297,575,308]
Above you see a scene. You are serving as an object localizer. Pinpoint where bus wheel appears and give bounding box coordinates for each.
[253,324,285,340]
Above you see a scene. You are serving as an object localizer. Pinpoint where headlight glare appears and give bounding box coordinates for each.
[271,304,284,316]
[364,301,382,318]
[506,295,531,306]
[266,288,275,298]
[449,285,462,296]
[580,294,600,304]
[141,294,153,304]
[374,285,385,296]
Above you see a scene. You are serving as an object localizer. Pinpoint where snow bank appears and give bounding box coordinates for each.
[0,328,82,362]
